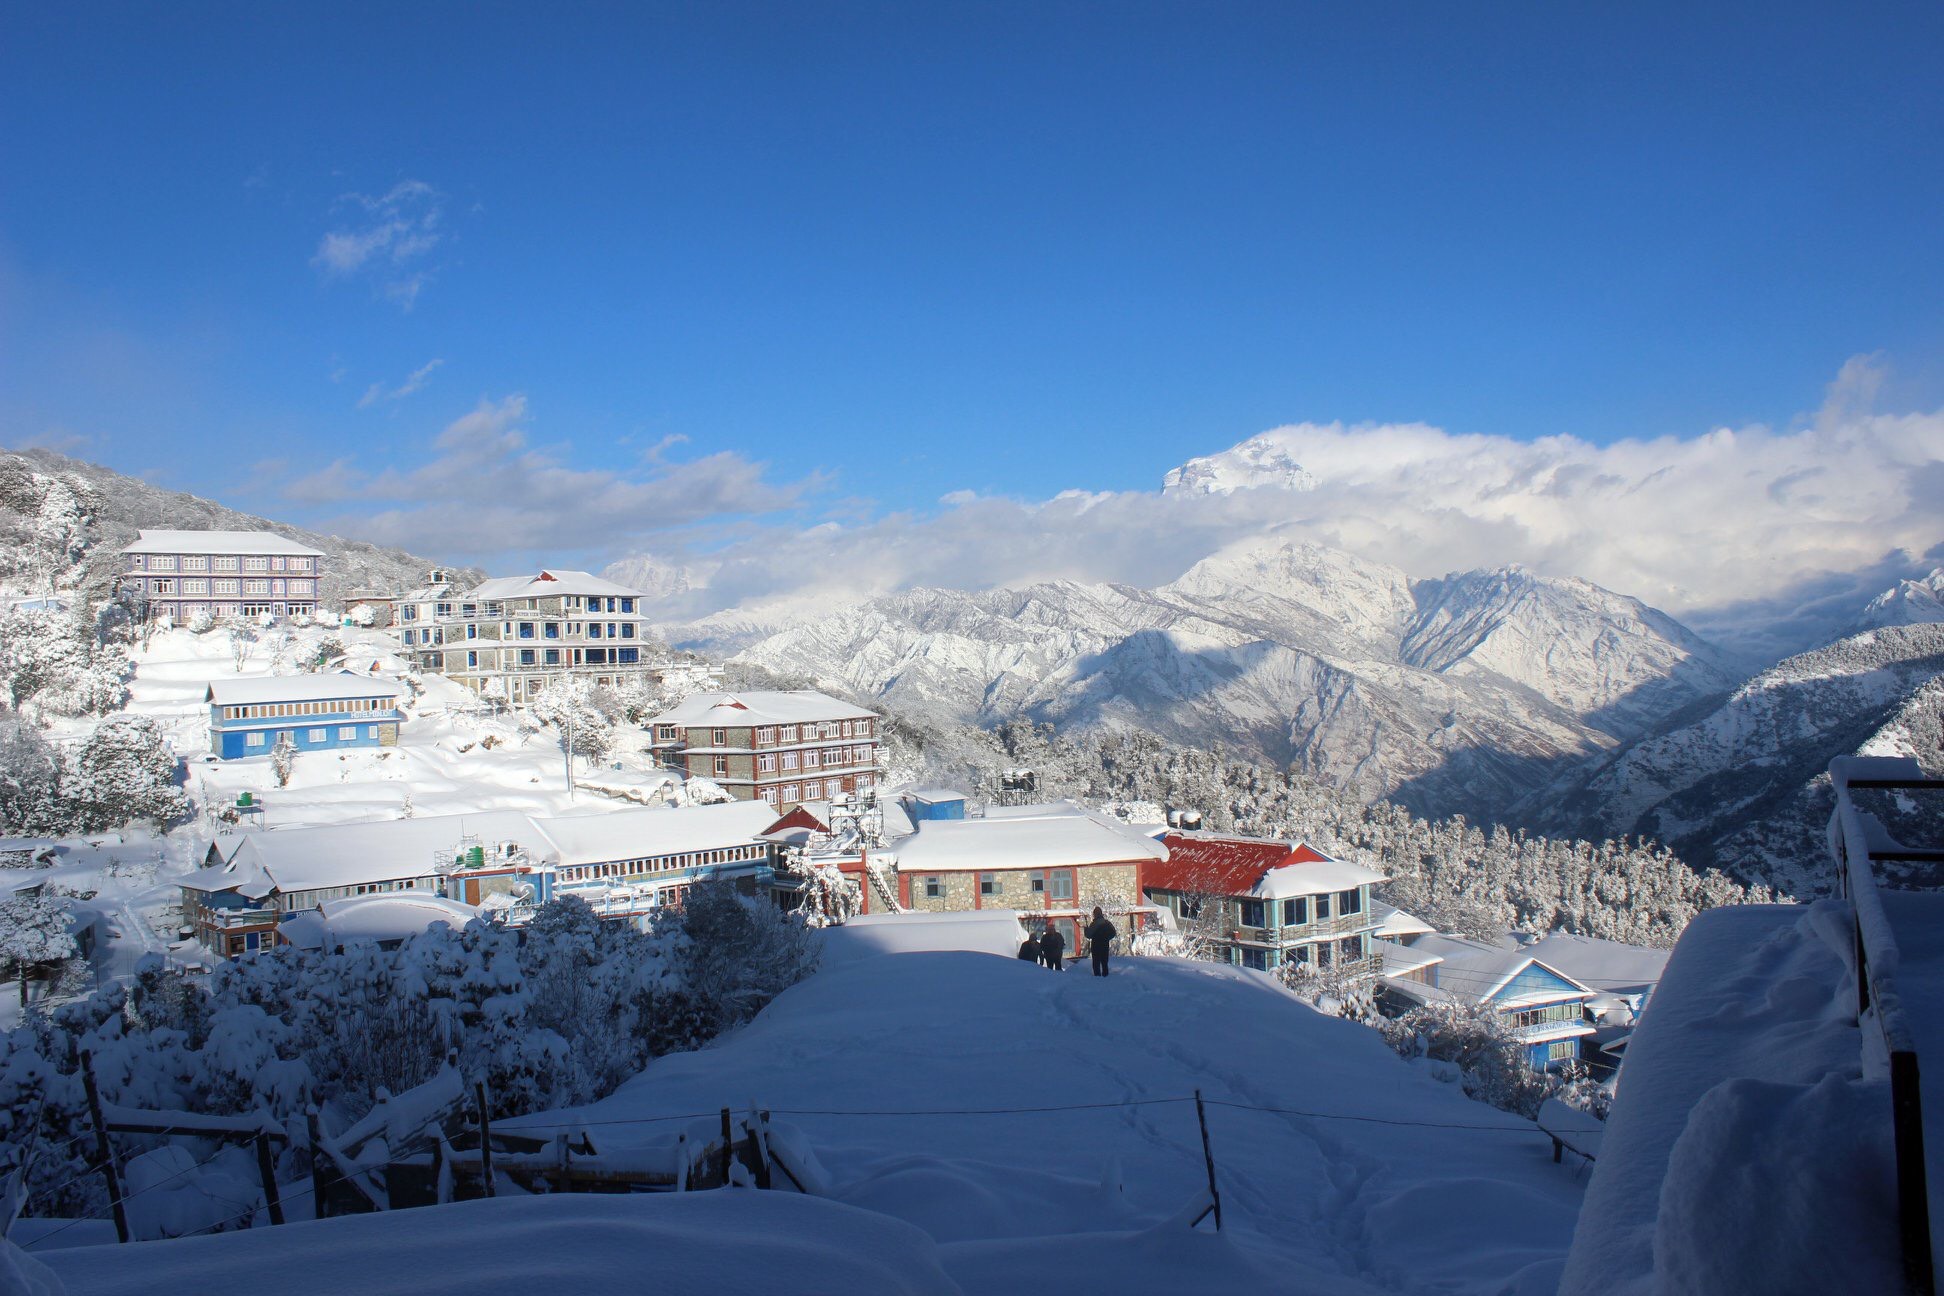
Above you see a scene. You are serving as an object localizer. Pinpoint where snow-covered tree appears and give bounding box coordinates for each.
[270,733,296,788]
[347,603,378,628]
[184,605,217,634]
[64,715,189,833]
[226,625,256,673]
[0,715,63,835]
[529,676,616,763]
[794,857,862,928]
[0,894,77,1008]
[1375,1001,1556,1118]
[659,881,818,1034]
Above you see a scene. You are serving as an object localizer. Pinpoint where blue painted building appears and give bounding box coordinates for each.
[1380,933,1599,1070]
[205,672,404,760]
[902,789,968,823]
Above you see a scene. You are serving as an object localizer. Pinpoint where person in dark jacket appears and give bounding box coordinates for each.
[1085,907,1118,977]
[1017,930,1041,962]
[1039,923,1066,971]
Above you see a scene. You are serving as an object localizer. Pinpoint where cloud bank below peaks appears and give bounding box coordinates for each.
[630,356,1944,662]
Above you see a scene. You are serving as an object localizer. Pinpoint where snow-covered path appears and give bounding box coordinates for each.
[508,953,1585,1295]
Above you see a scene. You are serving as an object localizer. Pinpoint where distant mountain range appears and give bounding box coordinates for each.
[665,537,1740,821]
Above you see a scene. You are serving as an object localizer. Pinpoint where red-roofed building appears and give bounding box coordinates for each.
[1146,833,1390,976]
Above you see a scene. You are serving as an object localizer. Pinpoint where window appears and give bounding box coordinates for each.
[544,622,559,638]
[620,598,634,613]
[245,732,266,748]
[979,873,1000,897]
[1241,948,1267,971]
[781,752,799,770]
[1315,894,1332,921]
[804,748,820,768]
[1050,870,1073,901]
[182,555,208,571]
[781,724,798,742]
[519,649,536,666]
[340,727,357,740]
[1282,897,1308,927]
[519,622,535,639]
[588,623,602,639]
[618,647,639,663]
[1030,870,1045,893]
[151,578,176,594]
[757,726,776,745]
[466,651,478,668]
[1239,899,1266,928]
[760,787,778,805]
[1338,936,1363,963]
[758,754,776,772]
[782,784,799,802]
[308,728,327,742]
[1339,888,1363,915]
[544,649,561,665]
[149,555,177,571]
[714,755,728,776]
[244,556,268,572]
[712,728,727,745]
[621,624,635,639]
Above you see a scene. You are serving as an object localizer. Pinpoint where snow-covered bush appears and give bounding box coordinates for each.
[226,625,256,672]
[306,636,346,672]
[529,677,617,763]
[0,715,64,835]
[0,607,123,715]
[1376,1002,1556,1118]
[793,858,862,928]
[1277,959,1379,1022]
[35,647,131,718]
[663,881,819,1034]
[347,603,378,628]
[270,733,296,788]
[0,894,78,997]
[184,605,217,634]
[64,714,190,833]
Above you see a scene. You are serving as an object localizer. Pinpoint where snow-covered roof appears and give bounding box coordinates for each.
[1515,933,1671,993]
[1373,903,1435,939]
[196,811,553,895]
[537,802,780,866]
[891,815,1168,874]
[1372,938,1444,979]
[122,529,324,557]
[1405,933,1598,1008]
[904,788,967,804]
[469,569,644,601]
[1146,833,1385,899]
[321,894,480,945]
[648,690,878,728]
[205,672,401,706]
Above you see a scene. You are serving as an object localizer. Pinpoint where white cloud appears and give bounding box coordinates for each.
[356,358,444,409]
[312,181,445,308]
[285,395,817,563]
[627,355,1944,662]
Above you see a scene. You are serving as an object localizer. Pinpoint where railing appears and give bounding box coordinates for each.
[1229,912,1377,945]
[1831,754,1944,1296]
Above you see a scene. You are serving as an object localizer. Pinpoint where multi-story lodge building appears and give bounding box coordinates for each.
[120,529,323,622]
[1144,833,1389,974]
[394,568,657,705]
[646,691,882,811]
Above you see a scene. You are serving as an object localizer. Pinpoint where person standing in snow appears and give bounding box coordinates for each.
[1039,922,1066,971]
[1018,929,1042,963]
[1085,907,1117,977]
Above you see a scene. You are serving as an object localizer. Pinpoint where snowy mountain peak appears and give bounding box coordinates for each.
[1162,431,1319,496]
[1857,567,1944,630]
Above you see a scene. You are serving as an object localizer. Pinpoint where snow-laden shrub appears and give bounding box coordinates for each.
[35,648,130,718]
[792,858,863,928]
[347,603,378,628]
[64,714,190,833]
[1277,959,1379,1022]
[0,715,64,835]
[529,677,617,763]
[184,605,217,634]
[1377,1001,1556,1118]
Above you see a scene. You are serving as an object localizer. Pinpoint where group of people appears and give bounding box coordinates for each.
[1017,906,1119,977]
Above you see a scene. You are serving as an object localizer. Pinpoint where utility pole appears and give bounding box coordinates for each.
[563,707,575,802]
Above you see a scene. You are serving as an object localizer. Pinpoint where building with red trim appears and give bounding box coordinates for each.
[1145,833,1389,974]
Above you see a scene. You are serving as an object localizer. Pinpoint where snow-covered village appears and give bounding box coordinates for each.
[3,8,1943,1296]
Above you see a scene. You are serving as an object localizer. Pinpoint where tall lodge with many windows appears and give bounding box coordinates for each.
[645,691,881,811]
[119,529,323,622]
[393,568,658,705]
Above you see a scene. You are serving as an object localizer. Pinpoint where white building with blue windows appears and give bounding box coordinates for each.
[392,568,667,706]
[205,672,404,760]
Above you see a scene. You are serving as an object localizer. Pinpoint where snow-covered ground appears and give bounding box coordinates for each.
[496,951,1588,1295]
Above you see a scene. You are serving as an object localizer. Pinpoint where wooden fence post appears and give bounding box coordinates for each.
[473,1082,495,1198]
[79,1052,130,1243]
[719,1108,732,1187]
[1193,1089,1222,1232]
[306,1107,330,1221]
[253,1132,285,1226]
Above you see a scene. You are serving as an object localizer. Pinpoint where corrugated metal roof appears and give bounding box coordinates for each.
[205,672,402,706]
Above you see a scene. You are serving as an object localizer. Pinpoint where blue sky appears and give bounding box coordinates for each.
[1,2,1940,612]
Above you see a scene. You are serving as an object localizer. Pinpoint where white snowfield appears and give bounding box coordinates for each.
[39,1192,957,1296]
[497,952,1587,1295]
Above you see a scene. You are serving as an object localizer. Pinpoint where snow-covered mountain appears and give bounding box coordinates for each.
[1530,613,1944,892]
[700,538,1736,819]
[1856,568,1944,630]
[1161,430,1320,495]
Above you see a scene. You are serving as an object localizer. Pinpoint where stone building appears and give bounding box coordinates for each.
[646,690,881,810]
[120,529,323,622]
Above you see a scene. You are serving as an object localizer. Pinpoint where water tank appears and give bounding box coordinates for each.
[467,845,486,867]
